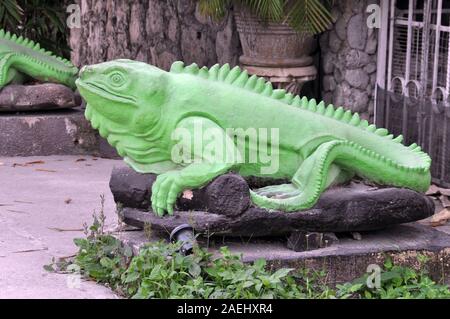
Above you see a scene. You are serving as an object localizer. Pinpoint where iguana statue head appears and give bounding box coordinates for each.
[76,59,168,159]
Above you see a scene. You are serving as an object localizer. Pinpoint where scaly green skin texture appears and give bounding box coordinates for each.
[76,59,432,216]
[0,29,78,89]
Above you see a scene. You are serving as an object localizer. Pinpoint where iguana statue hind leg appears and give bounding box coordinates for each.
[251,140,365,212]
[0,53,24,87]
[254,163,353,200]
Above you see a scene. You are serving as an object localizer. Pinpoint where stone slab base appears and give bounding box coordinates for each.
[112,222,450,285]
[0,84,79,112]
[0,108,100,156]
[111,167,434,236]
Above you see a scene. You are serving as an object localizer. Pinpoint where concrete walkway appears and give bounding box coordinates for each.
[0,156,125,299]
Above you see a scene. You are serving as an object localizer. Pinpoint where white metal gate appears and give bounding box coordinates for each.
[376,0,450,187]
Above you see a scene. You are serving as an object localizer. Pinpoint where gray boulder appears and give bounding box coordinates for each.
[110,167,434,237]
[0,84,78,112]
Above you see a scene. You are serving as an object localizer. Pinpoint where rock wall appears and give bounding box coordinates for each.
[320,0,379,120]
[70,0,241,70]
[70,0,380,120]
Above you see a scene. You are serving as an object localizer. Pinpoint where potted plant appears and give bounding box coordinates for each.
[198,0,334,68]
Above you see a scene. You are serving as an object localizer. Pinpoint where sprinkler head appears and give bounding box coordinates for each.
[170,224,195,255]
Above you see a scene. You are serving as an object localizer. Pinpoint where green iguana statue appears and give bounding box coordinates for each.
[76,59,432,217]
[0,29,78,89]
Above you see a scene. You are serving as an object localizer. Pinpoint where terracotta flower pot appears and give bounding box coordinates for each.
[234,8,317,67]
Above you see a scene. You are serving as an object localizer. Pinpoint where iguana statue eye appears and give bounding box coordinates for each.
[109,72,126,87]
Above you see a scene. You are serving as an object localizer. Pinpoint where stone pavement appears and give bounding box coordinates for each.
[0,156,125,299]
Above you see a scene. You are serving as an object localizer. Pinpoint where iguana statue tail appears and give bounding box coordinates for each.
[0,29,78,89]
[250,138,431,212]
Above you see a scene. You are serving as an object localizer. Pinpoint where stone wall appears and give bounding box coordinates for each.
[70,0,380,120]
[70,0,241,70]
[320,0,379,120]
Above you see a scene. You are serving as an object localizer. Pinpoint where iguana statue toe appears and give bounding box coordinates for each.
[151,171,183,216]
[0,29,78,89]
[76,59,432,216]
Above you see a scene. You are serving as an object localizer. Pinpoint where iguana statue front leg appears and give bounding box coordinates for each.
[151,117,239,216]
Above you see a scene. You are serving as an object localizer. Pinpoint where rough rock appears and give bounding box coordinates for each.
[323,75,337,92]
[347,14,367,50]
[345,69,370,89]
[342,49,371,69]
[364,62,377,74]
[322,53,335,74]
[328,30,342,53]
[334,15,348,41]
[333,67,344,83]
[0,84,77,112]
[111,167,435,237]
[333,81,352,106]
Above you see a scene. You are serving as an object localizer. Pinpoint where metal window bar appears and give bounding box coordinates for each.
[377,0,450,187]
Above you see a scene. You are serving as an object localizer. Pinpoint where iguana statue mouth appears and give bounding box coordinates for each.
[77,80,137,105]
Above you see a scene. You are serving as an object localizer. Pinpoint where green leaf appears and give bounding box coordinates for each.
[254,258,266,270]
[242,281,255,288]
[380,271,402,282]
[364,290,372,299]
[384,257,393,269]
[123,271,140,284]
[149,264,162,280]
[73,238,88,248]
[124,246,133,258]
[271,268,294,280]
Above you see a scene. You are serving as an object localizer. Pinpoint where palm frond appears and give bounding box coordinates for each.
[0,0,70,58]
[242,0,284,22]
[197,0,334,35]
[198,0,231,21]
[0,0,23,31]
[285,0,334,34]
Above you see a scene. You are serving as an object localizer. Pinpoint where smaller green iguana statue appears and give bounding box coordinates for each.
[76,59,432,217]
[0,29,78,90]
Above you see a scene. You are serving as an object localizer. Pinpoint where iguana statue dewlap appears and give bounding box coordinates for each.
[76,59,432,217]
[0,29,78,89]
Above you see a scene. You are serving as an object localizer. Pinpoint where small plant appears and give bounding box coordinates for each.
[73,195,133,291]
[336,256,450,299]
[130,245,311,299]
[198,0,334,34]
